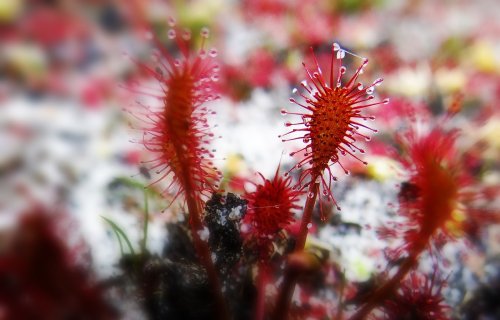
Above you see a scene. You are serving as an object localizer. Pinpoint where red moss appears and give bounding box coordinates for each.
[281,43,388,209]
[136,26,221,204]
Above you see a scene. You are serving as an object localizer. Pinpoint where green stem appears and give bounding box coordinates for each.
[101,216,136,256]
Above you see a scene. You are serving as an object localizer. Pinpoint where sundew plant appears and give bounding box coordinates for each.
[2,1,499,320]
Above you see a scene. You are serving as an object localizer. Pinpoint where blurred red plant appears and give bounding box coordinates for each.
[0,209,116,319]
[20,5,88,49]
[379,124,498,260]
[353,119,499,319]
[378,272,450,320]
[379,126,463,259]
[242,0,288,18]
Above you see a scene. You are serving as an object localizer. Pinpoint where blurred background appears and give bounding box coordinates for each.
[1,0,499,318]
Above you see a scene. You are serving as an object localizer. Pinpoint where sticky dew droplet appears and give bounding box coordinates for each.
[167,29,176,39]
[209,48,218,57]
[337,50,346,59]
[167,17,176,27]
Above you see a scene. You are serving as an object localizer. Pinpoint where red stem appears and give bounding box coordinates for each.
[185,188,230,320]
[254,262,269,320]
[273,269,299,320]
[273,182,319,320]
[295,182,320,251]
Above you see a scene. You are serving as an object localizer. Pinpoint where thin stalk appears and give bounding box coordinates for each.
[254,262,269,320]
[273,182,319,320]
[273,268,299,320]
[295,182,320,251]
[185,190,230,320]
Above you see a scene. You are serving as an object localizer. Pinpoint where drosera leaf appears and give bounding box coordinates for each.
[101,216,136,256]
